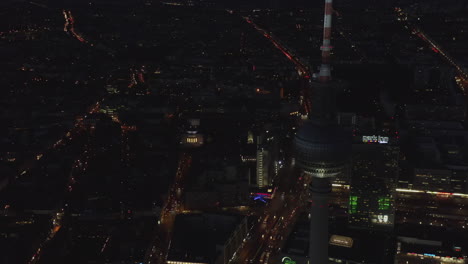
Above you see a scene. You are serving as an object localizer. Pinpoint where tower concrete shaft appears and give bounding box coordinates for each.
[309,177,332,264]
[319,0,333,83]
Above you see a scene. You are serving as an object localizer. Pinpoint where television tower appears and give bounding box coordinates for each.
[294,0,351,263]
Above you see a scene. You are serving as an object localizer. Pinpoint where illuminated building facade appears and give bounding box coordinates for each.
[182,134,204,145]
[247,130,254,144]
[410,168,468,194]
[395,236,466,264]
[413,168,451,191]
[349,144,399,230]
[256,145,270,187]
[256,132,278,188]
[180,118,204,147]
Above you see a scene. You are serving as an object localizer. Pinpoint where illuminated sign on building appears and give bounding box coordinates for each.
[371,214,394,225]
[282,257,296,264]
[251,193,272,203]
[362,135,389,144]
[329,235,354,248]
[377,214,389,223]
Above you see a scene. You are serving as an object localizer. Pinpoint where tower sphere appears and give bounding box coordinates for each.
[294,120,351,178]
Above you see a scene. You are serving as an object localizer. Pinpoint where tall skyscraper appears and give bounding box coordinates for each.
[349,143,399,231]
[257,135,271,188]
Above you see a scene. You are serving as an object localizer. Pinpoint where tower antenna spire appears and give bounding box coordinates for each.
[319,0,333,83]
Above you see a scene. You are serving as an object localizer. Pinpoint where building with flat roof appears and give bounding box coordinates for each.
[167,214,250,264]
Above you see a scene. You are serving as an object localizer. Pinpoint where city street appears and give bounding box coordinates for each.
[146,153,192,264]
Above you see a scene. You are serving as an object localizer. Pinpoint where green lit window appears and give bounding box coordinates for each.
[349,196,358,214]
[378,197,391,210]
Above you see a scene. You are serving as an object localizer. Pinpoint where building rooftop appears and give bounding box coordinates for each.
[168,213,243,264]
